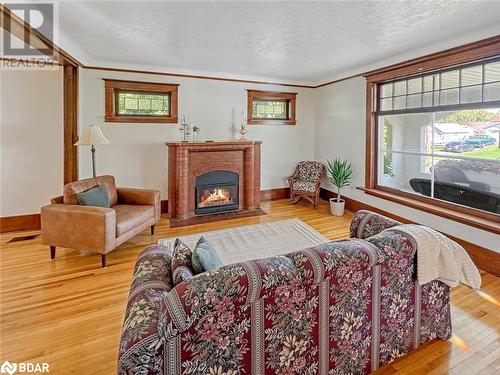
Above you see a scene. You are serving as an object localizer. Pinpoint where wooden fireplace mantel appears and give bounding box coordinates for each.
[166,140,264,227]
[166,140,261,146]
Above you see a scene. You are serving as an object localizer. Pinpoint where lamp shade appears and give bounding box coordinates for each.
[74,125,110,146]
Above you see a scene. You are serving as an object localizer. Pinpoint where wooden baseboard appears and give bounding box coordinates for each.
[0,214,41,234]
[260,187,290,201]
[0,188,290,233]
[161,200,168,214]
[320,188,500,278]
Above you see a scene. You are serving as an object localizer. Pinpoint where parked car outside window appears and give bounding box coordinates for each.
[465,135,496,148]
[443,141,474,152]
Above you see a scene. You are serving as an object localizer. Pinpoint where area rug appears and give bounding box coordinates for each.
[158,218,329,266]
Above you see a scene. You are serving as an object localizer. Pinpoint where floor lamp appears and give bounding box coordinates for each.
[75,125,110,177]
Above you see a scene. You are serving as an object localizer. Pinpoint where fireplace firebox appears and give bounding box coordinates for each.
[195,171,239,215]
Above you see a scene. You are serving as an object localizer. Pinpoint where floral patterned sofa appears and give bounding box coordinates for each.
[118,210,452,374]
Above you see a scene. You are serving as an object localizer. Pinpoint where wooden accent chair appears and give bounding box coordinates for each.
[287,161,326,208]
[41,175,160,268]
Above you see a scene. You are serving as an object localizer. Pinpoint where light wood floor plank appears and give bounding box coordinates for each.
[0,199,498,374]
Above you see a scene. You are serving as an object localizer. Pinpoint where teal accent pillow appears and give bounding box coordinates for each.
[76,185,110,208]
[192,236,223,273]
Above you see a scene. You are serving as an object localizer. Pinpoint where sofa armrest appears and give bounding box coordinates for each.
[117,188,161,222]
[349,210,400,239]
[118,245,175,374]
[41,204,116,253]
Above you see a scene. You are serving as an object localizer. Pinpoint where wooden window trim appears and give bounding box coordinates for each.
[64,65,79,183]
[358,187,500,235]
[247,90,297,125]
[104,79,179,123]
[363,36,500,234]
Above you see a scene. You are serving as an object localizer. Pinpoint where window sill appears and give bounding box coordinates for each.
[357,187,500,235]
[104,115,178,123]
[247,119,296,125]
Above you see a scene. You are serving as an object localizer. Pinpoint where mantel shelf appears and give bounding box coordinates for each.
[166,140,262,146]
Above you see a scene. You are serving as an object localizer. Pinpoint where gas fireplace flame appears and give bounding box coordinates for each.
[198,188,233,208]
[206,188,230,203]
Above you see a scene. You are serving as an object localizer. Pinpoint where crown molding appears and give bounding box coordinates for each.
[83,64,316,88]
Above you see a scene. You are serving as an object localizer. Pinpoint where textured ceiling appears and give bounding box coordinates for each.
[49,1,500,85]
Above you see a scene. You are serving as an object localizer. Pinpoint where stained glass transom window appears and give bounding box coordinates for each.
[252,99,289,120]
[116,91,170,116]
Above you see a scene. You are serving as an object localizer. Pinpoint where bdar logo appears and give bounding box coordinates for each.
[0,361,17,375]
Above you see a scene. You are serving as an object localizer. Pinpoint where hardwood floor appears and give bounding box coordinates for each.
[0,199,498,374]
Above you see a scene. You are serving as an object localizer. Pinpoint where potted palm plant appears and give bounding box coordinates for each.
[326,158,352,216]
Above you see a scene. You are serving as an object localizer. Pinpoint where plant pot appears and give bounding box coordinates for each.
[329,198,345,216]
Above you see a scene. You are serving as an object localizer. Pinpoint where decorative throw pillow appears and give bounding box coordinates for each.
[171,238,194,285]
[75,185,110,208]
[192,236,223,273]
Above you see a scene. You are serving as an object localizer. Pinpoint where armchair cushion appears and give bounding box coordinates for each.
[114,204,155,237]
[292,180,317,192]
[116,187,161,223]
[297,161,324,182]
[63,175,118,206]
[76,185,110,208]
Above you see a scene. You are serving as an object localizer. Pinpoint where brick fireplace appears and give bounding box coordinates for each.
[166,141,264,227]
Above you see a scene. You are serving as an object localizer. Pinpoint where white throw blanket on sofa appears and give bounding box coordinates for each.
[389,224,481,289]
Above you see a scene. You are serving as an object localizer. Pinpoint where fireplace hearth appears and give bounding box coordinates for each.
[195,171,239,215]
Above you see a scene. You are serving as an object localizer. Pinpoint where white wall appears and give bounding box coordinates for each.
[0,69,64,217]
[78,68,316,198]
[2,67,497,254]
[314,77,500,252]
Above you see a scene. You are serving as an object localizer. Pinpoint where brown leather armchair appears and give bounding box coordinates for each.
[41,175,160,267]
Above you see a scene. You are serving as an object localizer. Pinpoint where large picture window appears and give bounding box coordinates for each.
[365,50,500,232]
[378,108,500,215]
[375,57,500,217]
